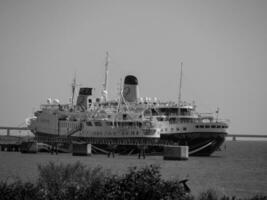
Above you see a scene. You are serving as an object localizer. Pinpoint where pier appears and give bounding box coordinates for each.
[0,135,32,151]
[0,126,32,152]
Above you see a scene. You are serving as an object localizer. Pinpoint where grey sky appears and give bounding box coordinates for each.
[0,0,266,135]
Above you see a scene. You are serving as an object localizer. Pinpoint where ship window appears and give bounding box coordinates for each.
[205,125,210,128]
[171,128,174,131]
[176,128,179,131]
[200,125,204,128]
[195,125,199,128]
[94,121,102,126]
[217,125,221,128]
[183,127,187,131]
[106,121,113,126]
[169,118,176,123]
[211,125,216,128]
[165,128,168,131]
[157,117,163,121]
[86,121,92,126]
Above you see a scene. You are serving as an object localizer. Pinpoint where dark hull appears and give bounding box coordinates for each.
[32,131,226,156]
[160,132,227,156]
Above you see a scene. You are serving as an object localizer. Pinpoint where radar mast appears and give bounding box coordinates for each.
[178,62,183,107]
[102,52,109,102]
[71,73,77,106]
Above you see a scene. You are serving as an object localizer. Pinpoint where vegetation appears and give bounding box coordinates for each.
[0,162,266,200]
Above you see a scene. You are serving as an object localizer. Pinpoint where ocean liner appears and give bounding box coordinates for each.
[27,55,228,156]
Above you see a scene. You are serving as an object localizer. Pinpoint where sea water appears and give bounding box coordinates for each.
[0,141,266,198]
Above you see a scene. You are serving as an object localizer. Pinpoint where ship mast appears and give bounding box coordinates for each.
[71,73,77,106]
[102,52,109,102]
[178,62,183,108]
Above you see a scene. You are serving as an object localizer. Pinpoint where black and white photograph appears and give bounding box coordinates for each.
[0,0,266,199]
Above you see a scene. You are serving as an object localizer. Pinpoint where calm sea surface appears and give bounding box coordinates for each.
[0,141,266,198]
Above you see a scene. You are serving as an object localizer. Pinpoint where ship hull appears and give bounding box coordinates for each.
[160,132,226,156]
[32,131,226,156]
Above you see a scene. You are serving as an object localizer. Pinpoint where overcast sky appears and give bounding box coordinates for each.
[0,0,267,135]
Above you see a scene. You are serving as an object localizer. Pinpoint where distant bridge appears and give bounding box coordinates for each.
[227,134,267,141]
[0,127,29,136]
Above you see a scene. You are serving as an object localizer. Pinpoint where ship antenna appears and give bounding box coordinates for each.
[178,62,183,108]
[216,107,219,122]
[71,72,77,106]
[102,51,109,102]
[117,78,123,112]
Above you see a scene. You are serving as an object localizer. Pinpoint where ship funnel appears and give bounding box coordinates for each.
[76,87,93,110]
[122,75,139,103]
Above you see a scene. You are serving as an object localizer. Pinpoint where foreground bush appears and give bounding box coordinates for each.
[37,161,107,200]
[0,162,266,200]
[103,165,190,200]
[37,162,190,200]
[0,180,42,200]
